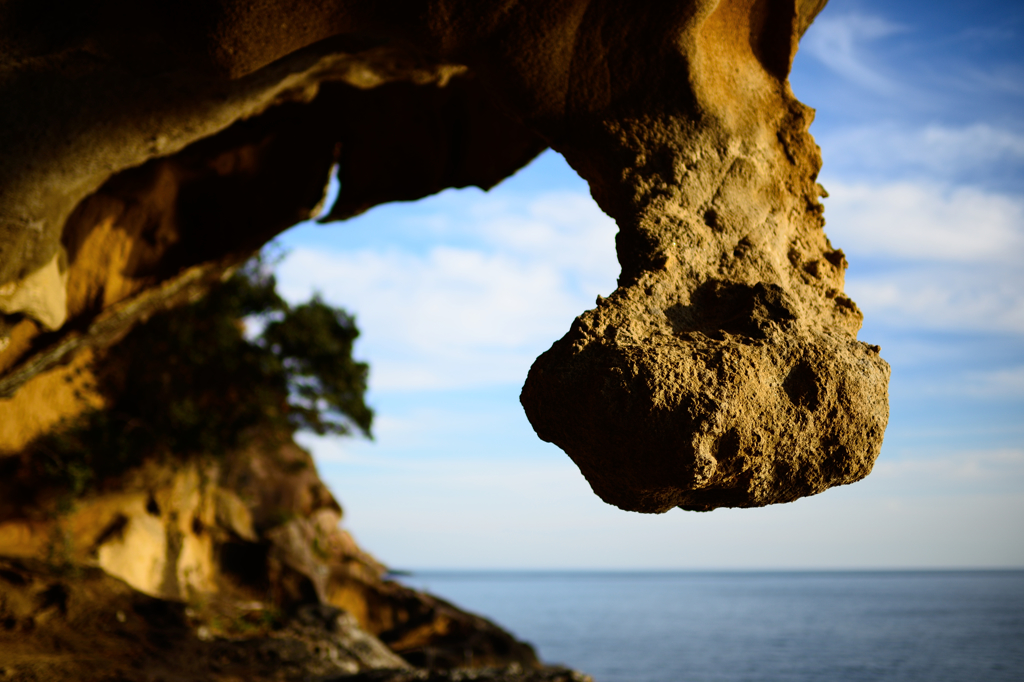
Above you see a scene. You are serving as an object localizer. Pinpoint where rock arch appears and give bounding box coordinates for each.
[0,0,887,512]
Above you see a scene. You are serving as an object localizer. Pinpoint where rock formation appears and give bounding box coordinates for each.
[0,557,588,682]
[0,0,891,677]
[0,0,888,516]
[0,435,579,681]
[1,264,560,679]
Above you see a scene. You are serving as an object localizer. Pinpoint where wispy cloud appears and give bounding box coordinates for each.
[802,13,907,93]
[276,191,619,392]
[961,365,1024,397]
[951,64,1024,96]
[819,178,1024,334]
[819,123,1024,181]
[822,181,1024,262]
[296,397,528,465]
[847,266,1024,334]
[870,448,1024,496]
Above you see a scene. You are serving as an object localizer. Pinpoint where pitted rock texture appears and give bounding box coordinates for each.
[522,281,889,512]
[517,0,891,512]
[0,0,888,513]
[521,106,892,511]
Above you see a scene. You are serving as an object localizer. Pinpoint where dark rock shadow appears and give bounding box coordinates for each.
[664,280,797,341]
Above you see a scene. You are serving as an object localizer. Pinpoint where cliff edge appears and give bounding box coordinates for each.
[0,263,573,680]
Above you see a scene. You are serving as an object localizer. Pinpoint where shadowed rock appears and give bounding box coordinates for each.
[0,557,579,681]
[0,0,887,515]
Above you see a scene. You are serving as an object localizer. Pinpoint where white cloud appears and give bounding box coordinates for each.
[278,246,570,389]
[962,366,1024,397]
[847,265,1024,334]
[822,181,1024,262]
[420,191,620,287]
[801,13,906,93]
[870,448,1024,491]
[815,177,1024,336]
[276,191,620,391]
[297,399,522,465]
[819,123,1024,178]
[904,124,1024,163]
[315,444,1024,569]
[954,64,1024,96]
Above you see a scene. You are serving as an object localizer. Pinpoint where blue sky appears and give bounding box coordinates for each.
[274,0,1024,569]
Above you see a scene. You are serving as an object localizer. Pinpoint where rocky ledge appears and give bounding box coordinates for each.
[0,413,565,678]
[0,558,589,682]
[0,425,585,680]
[0,255,581,681]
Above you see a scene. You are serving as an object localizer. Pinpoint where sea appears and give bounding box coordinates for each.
[400,570,1024,682]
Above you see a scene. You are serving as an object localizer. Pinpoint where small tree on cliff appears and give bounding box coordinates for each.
[33,253,372,495]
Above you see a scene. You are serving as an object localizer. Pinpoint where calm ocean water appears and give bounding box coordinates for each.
[401,570,1024,682]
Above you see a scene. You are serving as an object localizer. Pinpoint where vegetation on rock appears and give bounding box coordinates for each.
[30,252,372,497]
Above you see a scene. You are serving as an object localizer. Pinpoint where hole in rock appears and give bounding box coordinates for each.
[93,513,129,548]
[783,361,821,412]
[219,541,270,592]
[36,584,68,616]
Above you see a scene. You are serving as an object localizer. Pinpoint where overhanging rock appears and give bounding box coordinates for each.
[0,0,888,512]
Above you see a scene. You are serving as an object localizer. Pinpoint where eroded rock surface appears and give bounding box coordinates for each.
[519,98,891,512]
[0,255,549,678]
[0,557,581,682]
[0,430,545,674]
[0,557,396,681]
[0,1,891,677]
[0,1,886,512]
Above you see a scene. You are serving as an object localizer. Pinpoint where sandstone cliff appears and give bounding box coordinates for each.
[0,0,888,514]
[0,437,579,681]
[1,262,565,680]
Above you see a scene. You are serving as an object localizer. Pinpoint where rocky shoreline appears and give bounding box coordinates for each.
[0,444,593,680]
[0,253,588,681]
[0,546,590,682]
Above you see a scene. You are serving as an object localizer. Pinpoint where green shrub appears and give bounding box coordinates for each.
[30,252,372,495]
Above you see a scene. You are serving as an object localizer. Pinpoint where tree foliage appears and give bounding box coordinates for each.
[30,254,372,496]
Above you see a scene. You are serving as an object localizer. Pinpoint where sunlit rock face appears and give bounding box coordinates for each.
[0,0,887,512]
[0,431,545,673]
[517,0,891,512]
